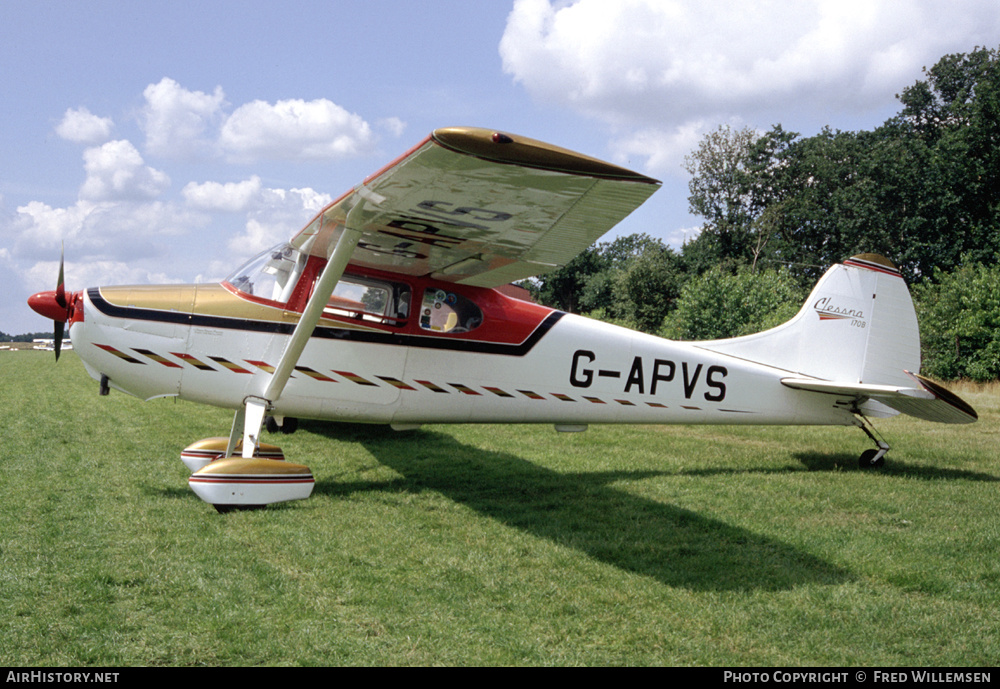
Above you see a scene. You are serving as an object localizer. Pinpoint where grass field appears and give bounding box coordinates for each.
[1,351,997,666]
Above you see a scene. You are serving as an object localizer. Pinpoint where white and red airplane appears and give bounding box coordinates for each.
[28,127,977,511]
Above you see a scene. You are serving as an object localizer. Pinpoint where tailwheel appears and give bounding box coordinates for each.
[855,414,890,470]
[858,448,886,470]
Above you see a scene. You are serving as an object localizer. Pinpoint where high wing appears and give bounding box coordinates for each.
[289,126,661,287]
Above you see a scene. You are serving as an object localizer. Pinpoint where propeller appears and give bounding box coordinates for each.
[27,245,73,361]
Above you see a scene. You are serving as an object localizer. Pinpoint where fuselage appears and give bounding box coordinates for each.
[66,263,854,430]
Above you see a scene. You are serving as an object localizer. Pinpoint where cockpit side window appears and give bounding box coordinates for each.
[419,288,483,333]
[227,244,411,328]
[323,276,411,327]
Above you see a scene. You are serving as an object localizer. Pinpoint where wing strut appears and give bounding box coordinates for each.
[263,225,362,403]
[227,212,365,459]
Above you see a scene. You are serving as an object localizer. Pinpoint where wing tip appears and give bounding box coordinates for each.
[431,126,661,184]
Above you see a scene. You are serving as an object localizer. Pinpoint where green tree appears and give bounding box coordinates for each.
[683,125,766,267]
[528,233,682,331]
[914,262,1000,382]
[898,46,1000,271]
[607,241,684,333]
[662,266,804,341]
[682,47,1000,287]
[525,245,604,313]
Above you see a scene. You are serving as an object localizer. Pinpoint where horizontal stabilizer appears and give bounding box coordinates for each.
[781,372,978,425]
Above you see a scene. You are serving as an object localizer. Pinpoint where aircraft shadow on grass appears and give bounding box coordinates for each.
[300,422,852,593]
[670,452,999,482]
[793,452,999,481]
[151,421,996,590]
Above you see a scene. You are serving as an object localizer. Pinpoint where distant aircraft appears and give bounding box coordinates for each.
[28,127,977,511]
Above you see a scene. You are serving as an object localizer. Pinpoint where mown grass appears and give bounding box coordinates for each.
[1,351,997,666]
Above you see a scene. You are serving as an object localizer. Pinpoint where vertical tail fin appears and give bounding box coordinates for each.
[698,254,920,388]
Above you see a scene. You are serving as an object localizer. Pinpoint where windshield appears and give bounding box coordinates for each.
[226,243,308,304]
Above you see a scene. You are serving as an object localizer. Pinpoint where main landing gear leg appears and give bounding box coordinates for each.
[854,415,890,470]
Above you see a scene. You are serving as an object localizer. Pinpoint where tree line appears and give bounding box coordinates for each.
[523,46,1000,382]
[0,331,51,343]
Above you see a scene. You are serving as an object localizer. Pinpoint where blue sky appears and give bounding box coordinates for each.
[3,0,999,334]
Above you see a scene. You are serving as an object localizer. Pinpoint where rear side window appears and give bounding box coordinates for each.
[419,289,482,333]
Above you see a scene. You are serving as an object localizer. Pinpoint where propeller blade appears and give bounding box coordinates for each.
[54,244,66,360]
[26,244,72,362]
[54,321,64,361]
[56,244,66,309]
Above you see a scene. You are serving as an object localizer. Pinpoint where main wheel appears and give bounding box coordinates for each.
[858,448,885,469]
[214,504,266,514]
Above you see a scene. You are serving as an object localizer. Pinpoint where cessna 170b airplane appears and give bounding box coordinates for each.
[28,126,978,512]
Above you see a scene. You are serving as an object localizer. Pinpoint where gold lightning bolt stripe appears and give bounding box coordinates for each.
[210,357,252,374]
[334,371,378,386]
[95,344,145,364]
[295,366,337,382]
[450,383,482,396]
[133,348,181,367]
[378,376,417,390]
[415,380,448,393]
[171,352,216,370]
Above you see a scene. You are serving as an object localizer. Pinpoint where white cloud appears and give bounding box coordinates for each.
[135,77,383,164]
[225,187,333,258]
[219,98,375,162]
[55,107,114,144]
[141,77,227,158]
[12,198,198,262]
[378,117,408,137]
[182,176,263,213]
[666,224,702,248]
[181,177,331,257]
[23,258,182,297]
[611,120,709,174]
[501,0,1000,173]
[79,140,170,201]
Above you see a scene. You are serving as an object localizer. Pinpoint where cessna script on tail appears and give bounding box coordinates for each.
[28,127,977,512]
